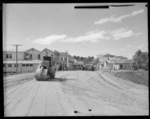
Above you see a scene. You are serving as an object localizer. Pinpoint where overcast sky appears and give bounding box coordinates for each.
[3,3,148,59]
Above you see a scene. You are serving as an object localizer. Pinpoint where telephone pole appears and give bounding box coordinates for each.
[66,51,68,68]
[12,44,22,73]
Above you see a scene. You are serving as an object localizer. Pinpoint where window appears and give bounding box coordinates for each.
[3,64,5,67]
[26,64,29,66]
[30,54,32,59]
[38,54,40,59]
[14,64,18,67]
[6,54,12,59]
[30,64,33,66]
[22,64,25,66]
[8,64,12,67]
[61,57,63,61]
[25,53,29,56]
[6,54,9,58]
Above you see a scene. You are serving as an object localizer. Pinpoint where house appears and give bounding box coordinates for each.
[97,54,131,70]
[59,52,67,62]
[98,53,127,63]
[97,62,104,70]
[67,55,76,70]
[54,50,60,62]
[24,48,41,60]
[54,50,61,71]
[3,60,41,74]
[104,59,132,70]
[3,50,24,61]
[3,49,41,74]
[40,48,54,60]
[3,47,86,73]
[59,52,67,70]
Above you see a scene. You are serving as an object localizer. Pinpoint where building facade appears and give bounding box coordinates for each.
[40,48,54,60]
[97,54,131,71]
[24,48,41,60]
[3,60,41,74]
[3,48,78,74]
[3,51,24,61]
[103,59,131,70]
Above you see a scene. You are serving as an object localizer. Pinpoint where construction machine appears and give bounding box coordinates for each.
[35,56,56,81]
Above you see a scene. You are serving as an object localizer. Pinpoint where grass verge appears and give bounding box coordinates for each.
[102,69,148,87]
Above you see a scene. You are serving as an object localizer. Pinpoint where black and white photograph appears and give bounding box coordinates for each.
[3,3,148,116]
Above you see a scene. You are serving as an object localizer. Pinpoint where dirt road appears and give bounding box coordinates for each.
[4,71,148,116]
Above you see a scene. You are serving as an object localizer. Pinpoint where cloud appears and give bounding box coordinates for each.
[110,28,135,40]
[94,9,144,25]
[61,30,110,43]
[132,9,144,16]
[33,34,67,45]
[33,31,110,45]
[94,17,113,25]
[61,28,137,43]
[33,28,139,45]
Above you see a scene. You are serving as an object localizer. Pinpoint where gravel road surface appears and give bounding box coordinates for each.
[4,71,148,116]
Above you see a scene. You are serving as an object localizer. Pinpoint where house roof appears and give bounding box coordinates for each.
[106,59,132,64]
[60,52,67,57]
[54,50,60,53]
[41,48,54,53]
[24,48,40,53]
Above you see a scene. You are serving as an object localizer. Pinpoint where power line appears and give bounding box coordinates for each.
[12,44,22,73]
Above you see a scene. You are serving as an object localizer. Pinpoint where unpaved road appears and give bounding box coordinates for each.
[4,71,148,116]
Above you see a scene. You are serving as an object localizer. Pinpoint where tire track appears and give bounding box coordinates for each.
[5,80,36,115]
[26,83,41,116]
[4,80,35,107]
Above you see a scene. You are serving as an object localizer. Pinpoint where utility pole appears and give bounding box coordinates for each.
[66,51,68,69]
[12,44,22,74]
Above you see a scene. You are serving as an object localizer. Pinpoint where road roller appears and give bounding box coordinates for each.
[35,56,56,81]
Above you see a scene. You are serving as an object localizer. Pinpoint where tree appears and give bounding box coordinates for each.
[132,50,149,70]
[132,50,142,69]
[93,58,99,65]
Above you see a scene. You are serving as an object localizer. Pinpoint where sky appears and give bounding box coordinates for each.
[3,3,148,59]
